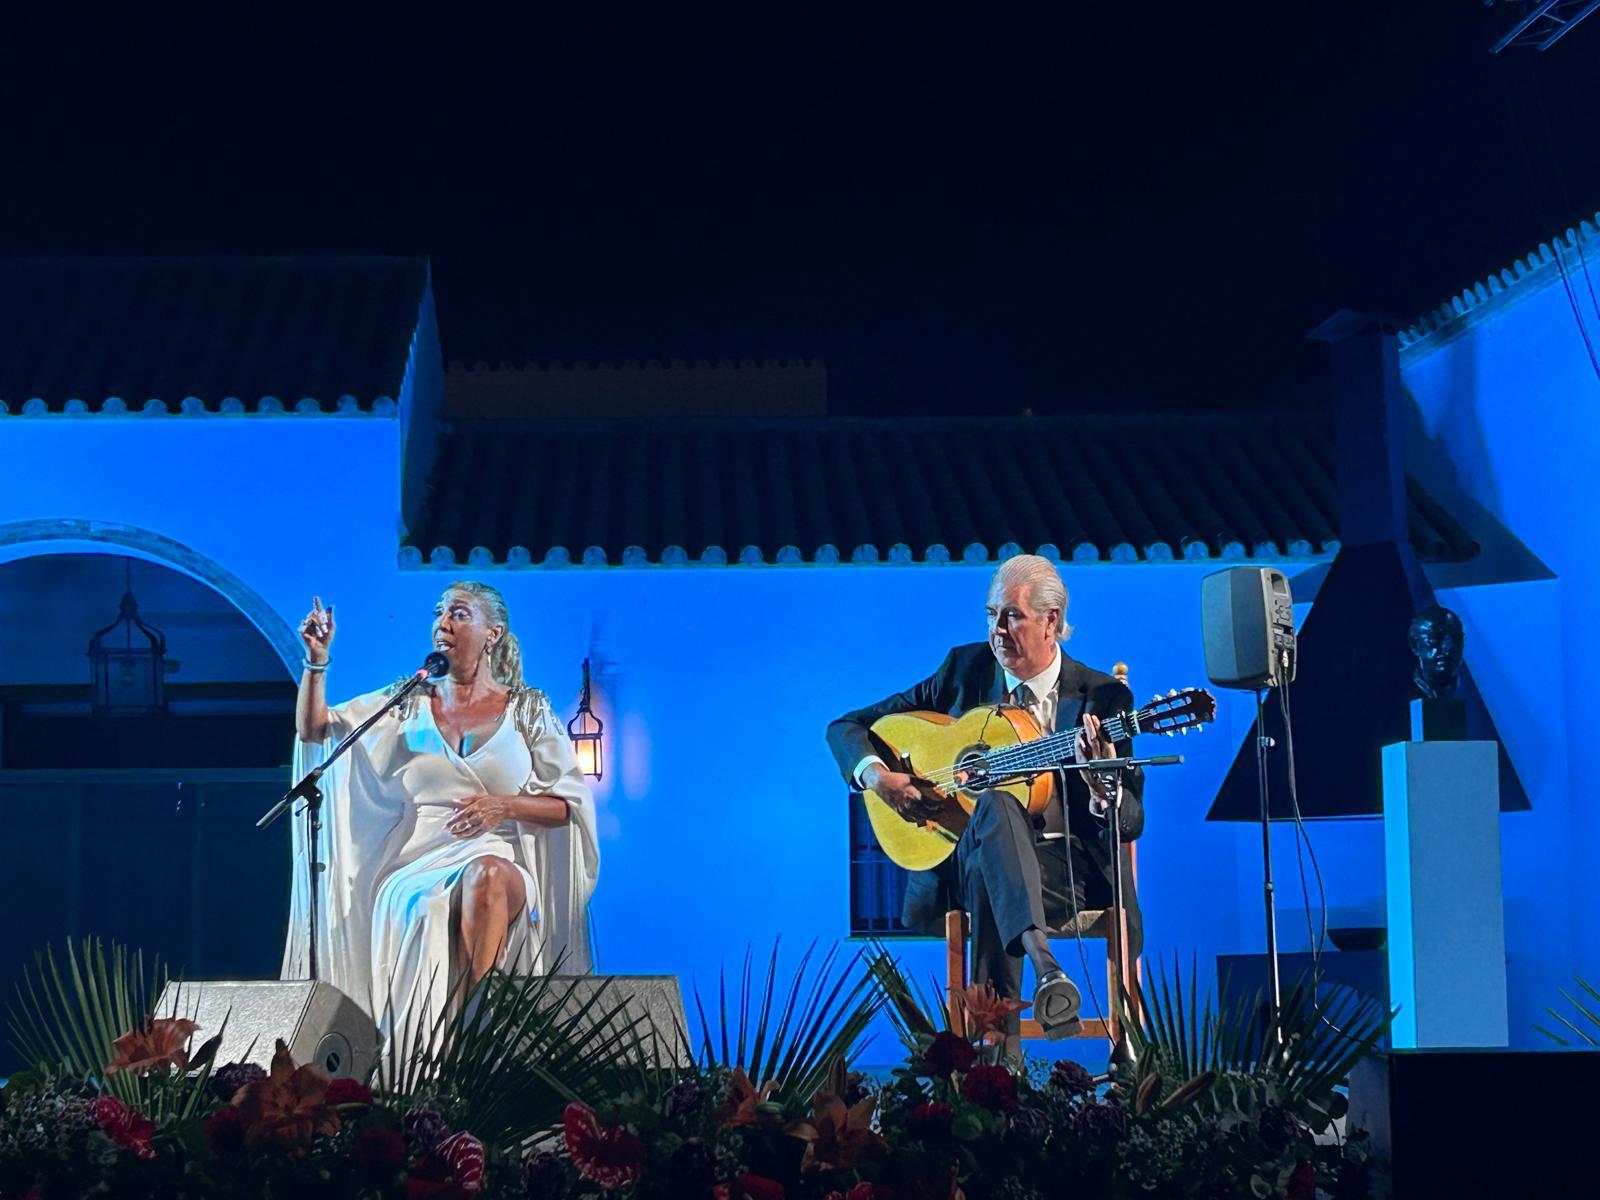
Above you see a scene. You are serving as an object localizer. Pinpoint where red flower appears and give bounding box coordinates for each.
[92,1095,156,1159]
[923,1031,977,1076]
[906,1101,955,1139]
[960,1064,1019,1112]
[714,1174,787,1200]
[325,1076,374,1107]
[563,1101,646,1190]
[351,1127,408,1176]
[1286,1159,1317,1200]
[230,1039,340,1154]
[204,1106,251,1158]
[437,1131,486,1193]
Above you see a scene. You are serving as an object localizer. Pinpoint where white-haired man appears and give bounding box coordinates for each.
[826,555,1144,1041]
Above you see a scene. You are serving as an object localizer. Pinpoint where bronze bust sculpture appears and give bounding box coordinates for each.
[1409,605,1464,701]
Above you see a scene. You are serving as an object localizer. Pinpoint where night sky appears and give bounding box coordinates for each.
[4,6,1597,415]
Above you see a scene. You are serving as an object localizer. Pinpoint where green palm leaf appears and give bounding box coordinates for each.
[693,941,882,1110]
[1536,976,1600,1047]
[1124,957,1388,1120]
[374,958,683,1142]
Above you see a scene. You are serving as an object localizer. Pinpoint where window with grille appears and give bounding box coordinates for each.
[847,791,918,936]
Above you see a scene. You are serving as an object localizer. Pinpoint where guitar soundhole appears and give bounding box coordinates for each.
[955,743,990,791]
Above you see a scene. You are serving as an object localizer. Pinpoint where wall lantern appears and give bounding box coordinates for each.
[88,559,168,715]
[567,657,605,779]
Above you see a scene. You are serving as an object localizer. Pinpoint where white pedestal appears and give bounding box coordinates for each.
[1382,740,1508,1048]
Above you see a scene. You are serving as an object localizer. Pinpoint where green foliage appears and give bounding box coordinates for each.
[6,938,220,1121]
[375,963,686,1143]
[692,941,883,1109]
[1124,957,1389,1130]
[1535,976,1600,1046]
[864,942,947,1048]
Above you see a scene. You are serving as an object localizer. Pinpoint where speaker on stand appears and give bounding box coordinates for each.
[1201,566,1298,1039]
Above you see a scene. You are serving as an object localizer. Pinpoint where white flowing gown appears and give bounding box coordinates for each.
[280,683,600,1047]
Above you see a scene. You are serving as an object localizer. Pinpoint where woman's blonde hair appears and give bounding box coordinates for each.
[439,580,525,688]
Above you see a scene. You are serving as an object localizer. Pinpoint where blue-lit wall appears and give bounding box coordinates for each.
[2,410,1324,1064]
[8,337,1579,1057]
[1402,270,1600,1039]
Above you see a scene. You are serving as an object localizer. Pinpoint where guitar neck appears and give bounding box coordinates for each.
[984,710,1134,775]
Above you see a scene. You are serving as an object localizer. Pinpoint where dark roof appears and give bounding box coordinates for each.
[0,256,429,412]
[404,410,1477,566]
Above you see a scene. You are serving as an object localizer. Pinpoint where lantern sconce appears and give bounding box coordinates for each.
[87,559,169,715]
[567,657,605,779]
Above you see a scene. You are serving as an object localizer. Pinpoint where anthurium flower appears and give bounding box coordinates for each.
[105,1016,200,1076]
[562,1101,645,1189]
[230,1039,340,1154]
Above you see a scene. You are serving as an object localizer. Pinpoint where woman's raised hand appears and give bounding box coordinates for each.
[300,596,336,663]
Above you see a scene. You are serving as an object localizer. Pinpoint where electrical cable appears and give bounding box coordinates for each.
[1277,666,1359,1037]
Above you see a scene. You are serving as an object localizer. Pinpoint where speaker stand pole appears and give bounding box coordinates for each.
[1255,688,1283,1046]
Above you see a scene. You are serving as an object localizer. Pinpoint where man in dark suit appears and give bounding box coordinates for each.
[826,555,1143,1039]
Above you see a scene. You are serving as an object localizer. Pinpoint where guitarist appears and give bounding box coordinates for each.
[825,554,1144,1043]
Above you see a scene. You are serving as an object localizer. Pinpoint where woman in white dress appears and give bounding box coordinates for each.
[281,582,599,1048]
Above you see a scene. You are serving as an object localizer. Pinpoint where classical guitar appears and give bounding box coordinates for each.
[863,688,1217,871]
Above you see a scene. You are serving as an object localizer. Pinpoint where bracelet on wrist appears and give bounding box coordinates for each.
[303,658,330,673]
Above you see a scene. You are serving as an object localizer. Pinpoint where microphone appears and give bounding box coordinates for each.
[422,651,450,679]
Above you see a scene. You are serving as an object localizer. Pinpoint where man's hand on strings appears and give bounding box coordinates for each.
[863,764,944,823]
[1075,712,1116,764]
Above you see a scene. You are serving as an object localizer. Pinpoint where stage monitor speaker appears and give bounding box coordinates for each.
[544,975,692,1066]
[1201,566,1296,690]
[156,980,377,1080]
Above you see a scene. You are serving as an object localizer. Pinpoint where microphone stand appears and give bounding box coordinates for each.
[985,753,1182,1066]
[257,665,440,982]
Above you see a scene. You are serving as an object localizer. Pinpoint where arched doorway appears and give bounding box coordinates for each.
[0,539,297,1072]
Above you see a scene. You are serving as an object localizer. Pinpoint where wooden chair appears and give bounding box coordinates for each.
[944,843,1140,1043]
[944,661,1144,1044]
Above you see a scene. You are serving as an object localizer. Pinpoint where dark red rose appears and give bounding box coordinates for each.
[563,1102,645,1190]
[960,1063,1019,1112]
[1286,1159,1317,1200]
[714,1175,786,1200]
[92,1095,156,1159]
[351,1127,408,1176]
[325,1077,374,1107]
[906,1101,955,1139]
[922,1031,977,1075]
[204,1106,251,1158]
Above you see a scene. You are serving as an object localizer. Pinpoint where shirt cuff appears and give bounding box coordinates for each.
[852,755,888,790]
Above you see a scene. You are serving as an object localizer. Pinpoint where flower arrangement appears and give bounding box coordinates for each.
[0,939,1382,1199]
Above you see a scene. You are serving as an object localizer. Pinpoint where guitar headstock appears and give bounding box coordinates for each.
[1132,687,1217,737]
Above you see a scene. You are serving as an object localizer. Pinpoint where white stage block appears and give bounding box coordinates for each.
[1382,740,1507,1048]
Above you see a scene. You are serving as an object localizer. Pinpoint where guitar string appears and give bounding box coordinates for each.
[914,701,1201,790]
[916,716,1133,787]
